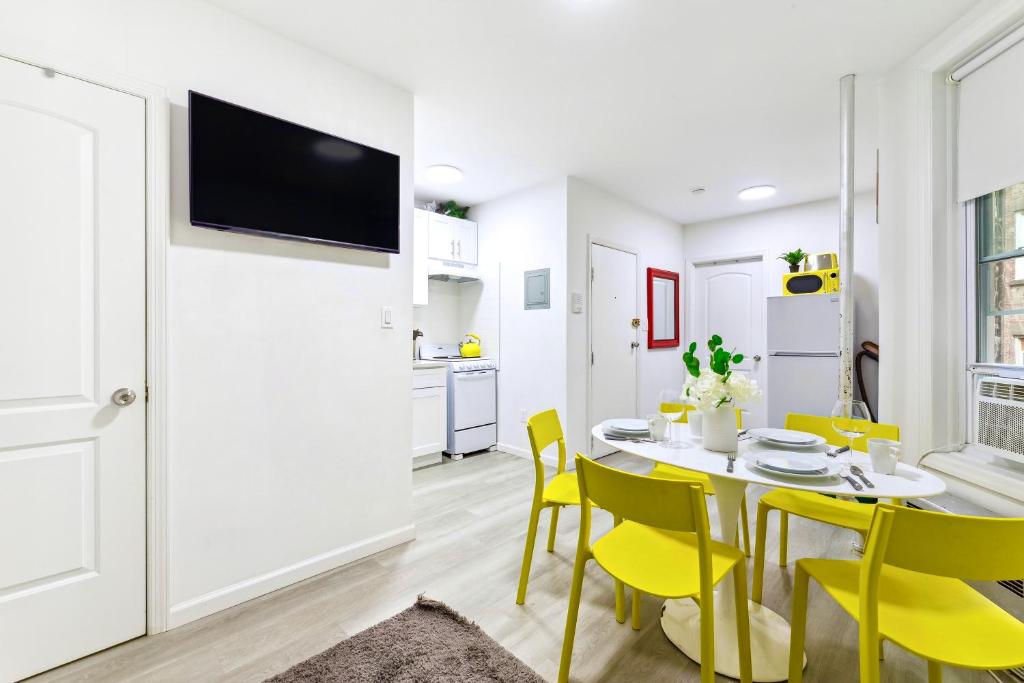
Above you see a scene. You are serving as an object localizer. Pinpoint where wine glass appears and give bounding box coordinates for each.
[658,389,685,447]
[830,399,871,462]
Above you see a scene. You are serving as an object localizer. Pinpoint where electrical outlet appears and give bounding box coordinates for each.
[380,306,393,329]
[520,409,527,424]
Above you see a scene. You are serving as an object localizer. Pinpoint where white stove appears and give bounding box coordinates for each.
[419,344,497,458]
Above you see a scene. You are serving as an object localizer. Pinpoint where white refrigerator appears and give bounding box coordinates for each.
[766,295,840,427]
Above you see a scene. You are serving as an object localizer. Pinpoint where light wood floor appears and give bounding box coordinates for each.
[32,450,994,683]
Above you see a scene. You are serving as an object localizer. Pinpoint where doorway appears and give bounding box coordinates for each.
[0,55,150,681]
[588,241,640,456]
[690,255,766,428]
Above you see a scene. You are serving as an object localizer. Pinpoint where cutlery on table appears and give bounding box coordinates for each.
[605,435,655,443]
[726,452,736,473]
[827,445,850,458]
[840,467,864,492]
[849,465,875,489]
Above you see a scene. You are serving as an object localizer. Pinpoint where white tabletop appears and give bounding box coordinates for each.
[591,425,946,499]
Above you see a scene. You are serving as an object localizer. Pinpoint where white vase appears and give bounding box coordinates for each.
[702,405,737,453]
[688,410,703,438]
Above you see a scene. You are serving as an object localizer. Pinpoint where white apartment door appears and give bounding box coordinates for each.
[590,243,639,456]
[692,257,766,428]
[0,57,147,681]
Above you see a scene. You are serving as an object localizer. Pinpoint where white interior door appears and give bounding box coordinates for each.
[692,257,765,427]
[590,243,639,456]
[0,57,146,680]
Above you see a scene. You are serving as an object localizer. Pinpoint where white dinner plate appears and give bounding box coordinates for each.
[749,428,820,445]
[602,418,649,433]
[752,460,841,480]
[756,435,827,449]
[754,450,830,474]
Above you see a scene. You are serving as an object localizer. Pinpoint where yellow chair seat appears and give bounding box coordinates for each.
[543,471,581,506]
[592,521,743,598]
[800,558,1024,671]
[760,489,874,531]
[649,463,716,494]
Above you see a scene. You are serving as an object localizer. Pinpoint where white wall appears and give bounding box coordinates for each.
[469,179,568,457]
[413,280,462,345]
[0,0,415,627]
[680,193,880,413]
[566,178,688,459]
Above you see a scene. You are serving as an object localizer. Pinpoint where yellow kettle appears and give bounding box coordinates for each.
[460,333,482,358]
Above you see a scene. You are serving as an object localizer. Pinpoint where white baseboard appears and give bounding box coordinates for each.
[497,442,559,468]
[167,524,416,629]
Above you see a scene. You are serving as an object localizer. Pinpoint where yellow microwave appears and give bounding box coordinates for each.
[783,268,840,296]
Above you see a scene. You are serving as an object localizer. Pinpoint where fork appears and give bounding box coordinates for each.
[726,452,736,473]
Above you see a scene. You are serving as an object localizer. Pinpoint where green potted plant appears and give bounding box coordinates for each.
[439,200,470,219]
[778,248,807,273]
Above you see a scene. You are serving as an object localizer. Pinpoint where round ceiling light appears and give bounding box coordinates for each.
[424,164,464,184]
[738,185,776,201]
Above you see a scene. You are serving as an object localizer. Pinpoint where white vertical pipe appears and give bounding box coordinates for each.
[838,74,855,404]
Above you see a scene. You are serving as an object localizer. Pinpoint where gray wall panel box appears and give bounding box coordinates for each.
[524,268,550,310]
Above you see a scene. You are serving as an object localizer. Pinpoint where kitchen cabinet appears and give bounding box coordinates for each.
[412,365,447,469]
[413,209,429,306]
[425,211,478,265]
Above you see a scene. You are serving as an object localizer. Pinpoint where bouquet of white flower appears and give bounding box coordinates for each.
[682,334,762,412]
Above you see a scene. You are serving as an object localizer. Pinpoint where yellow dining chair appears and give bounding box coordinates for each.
[649,403,751,557]
[751,413,899,603]
[559,453,752,683]
[789,504,1024,682]
[516,409,579,605]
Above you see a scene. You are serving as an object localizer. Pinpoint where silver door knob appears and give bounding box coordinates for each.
[112,388,136,406]
[630,341,640,349]
[753,354,762,362]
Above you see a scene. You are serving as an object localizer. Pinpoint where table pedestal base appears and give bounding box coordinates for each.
[660,594,805,682]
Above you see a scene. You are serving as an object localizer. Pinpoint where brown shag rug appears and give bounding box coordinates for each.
[264,596,546,682]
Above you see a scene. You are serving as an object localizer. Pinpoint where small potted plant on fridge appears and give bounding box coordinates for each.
[778,248,807,273]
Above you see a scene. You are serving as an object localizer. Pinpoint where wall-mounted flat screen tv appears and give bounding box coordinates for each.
[189,91,400,253]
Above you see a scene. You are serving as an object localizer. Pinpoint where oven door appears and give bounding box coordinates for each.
[452,370,496,430]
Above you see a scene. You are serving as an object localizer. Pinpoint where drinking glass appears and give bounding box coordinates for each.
[830,399,871,462]
[658,389,685,447]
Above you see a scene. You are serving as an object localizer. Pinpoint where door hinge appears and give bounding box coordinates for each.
[145,384,150,402]
[591,351,594,365]
[591,267,594,282]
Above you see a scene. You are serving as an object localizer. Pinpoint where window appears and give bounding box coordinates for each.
[974,182,1024,366]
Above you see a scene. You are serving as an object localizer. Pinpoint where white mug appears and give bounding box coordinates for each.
[867,438,900,475]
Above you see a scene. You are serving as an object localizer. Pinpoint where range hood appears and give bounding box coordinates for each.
[427,260,481,283]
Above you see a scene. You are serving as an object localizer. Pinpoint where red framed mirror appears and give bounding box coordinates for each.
[647,267,680,348]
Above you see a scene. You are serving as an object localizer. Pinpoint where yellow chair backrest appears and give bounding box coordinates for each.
[660,403,743,428]
[574,453,708,535]
[865,504,1024,582]
[527,409,566,473]
[785,413,898,452]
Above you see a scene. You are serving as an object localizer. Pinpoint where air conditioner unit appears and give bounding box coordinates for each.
[974,375,1024,465]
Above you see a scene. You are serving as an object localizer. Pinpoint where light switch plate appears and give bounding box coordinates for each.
[381,306,393,329]
[571,292,584,314]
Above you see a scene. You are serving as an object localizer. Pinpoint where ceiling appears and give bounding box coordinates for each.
[209,0,978,224]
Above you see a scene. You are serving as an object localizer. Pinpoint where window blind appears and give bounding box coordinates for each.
[957,35,1024,202]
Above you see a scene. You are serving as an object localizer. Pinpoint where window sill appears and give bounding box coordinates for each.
[920,448,1024,514]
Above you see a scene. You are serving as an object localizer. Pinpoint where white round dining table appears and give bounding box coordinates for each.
[591,424,946,682]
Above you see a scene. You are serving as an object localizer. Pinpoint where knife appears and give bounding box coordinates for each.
[840,467,864,492]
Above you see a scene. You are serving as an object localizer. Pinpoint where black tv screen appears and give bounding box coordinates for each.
[189,91,400,253]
